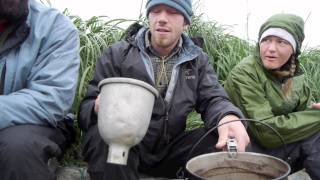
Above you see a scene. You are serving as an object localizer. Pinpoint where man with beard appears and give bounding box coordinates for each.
[0,0,80,179]
[78,0,250,179]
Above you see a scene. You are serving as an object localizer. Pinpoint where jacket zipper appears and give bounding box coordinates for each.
[163,101,170,144]
[163,67,180,144]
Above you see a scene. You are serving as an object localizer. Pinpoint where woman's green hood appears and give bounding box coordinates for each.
[256,13,305,57]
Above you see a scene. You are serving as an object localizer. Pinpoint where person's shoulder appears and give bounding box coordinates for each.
[228,55,261,79]
[28,0,76,31]
[232,55,257,71]
[100,40,134,59]
[109,23,143,51]
[293,71,307,85]
[29,0,62,19]
[108,40,132,52]
[196,50,208,59]
[238,55,257,66]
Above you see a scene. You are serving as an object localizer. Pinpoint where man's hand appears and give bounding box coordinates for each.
[215,114,250,152]
[311,103,320,109]
[94,94,100,114]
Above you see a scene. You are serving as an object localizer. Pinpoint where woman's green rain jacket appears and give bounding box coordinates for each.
[224,55,320,149]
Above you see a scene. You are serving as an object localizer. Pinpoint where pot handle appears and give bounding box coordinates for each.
[227,137,238,158]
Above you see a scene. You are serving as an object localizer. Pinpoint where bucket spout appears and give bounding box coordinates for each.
[107,143,129,165]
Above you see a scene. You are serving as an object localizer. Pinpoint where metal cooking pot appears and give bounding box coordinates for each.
[184,119,291,180]
[186,151,290,180]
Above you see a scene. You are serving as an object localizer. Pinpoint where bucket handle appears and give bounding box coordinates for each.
[177,118,290,179]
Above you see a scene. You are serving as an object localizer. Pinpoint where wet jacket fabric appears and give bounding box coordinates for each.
[225,55,320,148]
[0,0,80,129]
[79,25,243,162]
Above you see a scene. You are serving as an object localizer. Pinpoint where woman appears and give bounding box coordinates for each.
[225,13,320,179]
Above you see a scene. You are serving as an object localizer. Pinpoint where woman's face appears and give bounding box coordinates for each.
[259,36,294,70]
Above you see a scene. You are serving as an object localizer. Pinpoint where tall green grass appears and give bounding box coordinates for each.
[299,48,320,102]
[69,14,135,113]
[188,14,252,83]
[62,12,320,165]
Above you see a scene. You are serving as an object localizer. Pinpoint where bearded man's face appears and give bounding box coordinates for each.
[0,0,28,22]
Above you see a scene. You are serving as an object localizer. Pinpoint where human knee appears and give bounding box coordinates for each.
[0,135,34,158]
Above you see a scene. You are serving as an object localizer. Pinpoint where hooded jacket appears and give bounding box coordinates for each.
[258,13,304,57]
[225,13,320,149]
[78,23,243,162]
[224,55,320,149]
[0,0,80,129]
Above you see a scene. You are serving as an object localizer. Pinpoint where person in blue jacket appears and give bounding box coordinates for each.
[0,0,80,179]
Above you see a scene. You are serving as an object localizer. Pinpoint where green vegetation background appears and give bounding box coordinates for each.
[60,10,320,166]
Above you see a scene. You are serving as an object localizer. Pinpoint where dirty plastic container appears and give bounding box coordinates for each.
[98,77,158,165]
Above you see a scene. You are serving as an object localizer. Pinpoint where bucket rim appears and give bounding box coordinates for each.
[186,151,291,180]
[98,77,159,98]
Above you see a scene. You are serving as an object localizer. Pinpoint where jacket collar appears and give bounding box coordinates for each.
[254,54,304,84]
[0,17,29,55]
[0,0,31,54]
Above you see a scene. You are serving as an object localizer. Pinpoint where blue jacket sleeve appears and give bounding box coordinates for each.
[0,12,80,129]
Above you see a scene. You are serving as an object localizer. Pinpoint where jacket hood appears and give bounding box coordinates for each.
[254,14,305,79]
[256,13,305,57]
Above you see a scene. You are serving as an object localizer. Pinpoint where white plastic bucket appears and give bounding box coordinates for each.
[98,77,158,165]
